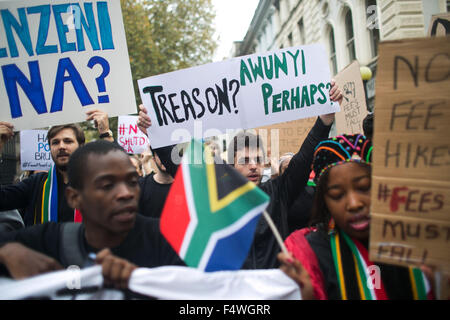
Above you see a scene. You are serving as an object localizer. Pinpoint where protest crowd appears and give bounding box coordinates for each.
[0,0,448,303]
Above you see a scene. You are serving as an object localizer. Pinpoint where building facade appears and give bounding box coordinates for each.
[232,0,449,111]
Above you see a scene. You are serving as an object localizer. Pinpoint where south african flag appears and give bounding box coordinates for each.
[160,139,269,272]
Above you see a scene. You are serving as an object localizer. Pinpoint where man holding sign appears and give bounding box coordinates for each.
[0,109,113,226]
[137,81,342,270]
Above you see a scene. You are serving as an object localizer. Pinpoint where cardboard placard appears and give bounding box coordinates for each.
[0,0,136,131]
[369,37,450,273]
[334,60,368,135]
[138,44,340,148]
[20,130,53,171]
[117,115,150,154]
[254,117,317,159]
[428,13,450,37]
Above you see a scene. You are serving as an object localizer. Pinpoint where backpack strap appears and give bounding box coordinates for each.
[59,222,85,267]
[285,228,328,300]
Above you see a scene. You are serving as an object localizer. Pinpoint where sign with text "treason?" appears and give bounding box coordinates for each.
[0,0,136,131]
[138,44,339,148]
[369,37,450,273]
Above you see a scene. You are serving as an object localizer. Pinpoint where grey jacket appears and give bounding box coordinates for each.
[0,209,24,234]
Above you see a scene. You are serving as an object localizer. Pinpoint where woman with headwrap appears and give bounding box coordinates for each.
[277,134,435,300]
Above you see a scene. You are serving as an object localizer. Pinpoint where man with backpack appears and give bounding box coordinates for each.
[0,140,183,286]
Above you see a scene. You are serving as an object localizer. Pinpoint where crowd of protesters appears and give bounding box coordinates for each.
[0,76,441,300]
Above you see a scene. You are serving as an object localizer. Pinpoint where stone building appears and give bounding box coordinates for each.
[232,0,449,111]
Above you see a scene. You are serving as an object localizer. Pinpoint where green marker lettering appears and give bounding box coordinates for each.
[272,93,282,113]
[263,56,274,80]
[261,83,273,115]
[317,83,328,104]
[301,49,306,74]
[240,59,253,86]
[249,56,264,82]
[291,87,300,109]
[287,50,300,77]
[282,90,290,111]
[309,84,318,104]
[275,52,288,79]
[301,86,310,107]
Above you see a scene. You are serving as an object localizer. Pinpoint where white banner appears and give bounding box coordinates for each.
[129,266,300,300]
[20,130,53,171]
[0,0,136,131]
[138,44,340,148]
[117,115,150,154]
[0,265,300,300]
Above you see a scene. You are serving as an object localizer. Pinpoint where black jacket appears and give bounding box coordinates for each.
[138,173,172,218]
[0,171,74,226]
[0,215,184,271]
[153,117,331,269]
[242,117,330,269]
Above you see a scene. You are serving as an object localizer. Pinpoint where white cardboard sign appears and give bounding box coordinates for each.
[0,0,136,131]
[117,115,150,154]
[138,44,340,148]
[20,130,53,171]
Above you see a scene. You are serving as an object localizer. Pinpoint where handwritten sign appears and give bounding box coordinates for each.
[334,60,368,135]
[138,44,339,148]
[369,37,450,273]
[20,130,53,171]
[0,0,136,131]
[117,115,150,154]
[254,117,317,159]
[428,13,450,37]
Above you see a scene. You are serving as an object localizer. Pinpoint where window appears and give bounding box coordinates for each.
[366,0,380,57]
[298,18,305,44]
[288,32,293,47]
[273,0,281,31]
[274,0,280,11]
[345,8,356,62]
[329,27,337,75]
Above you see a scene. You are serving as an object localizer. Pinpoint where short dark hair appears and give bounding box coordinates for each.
[362,113,374,140]
[68,140,127,189]
[227,131,265,165]
[47,124,85,146]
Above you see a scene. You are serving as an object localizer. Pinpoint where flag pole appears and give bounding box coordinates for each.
[263,210,289,255]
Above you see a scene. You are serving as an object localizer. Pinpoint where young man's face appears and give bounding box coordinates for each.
[68,150,140,235]
[49,128,80,170]
[233,147,264,185]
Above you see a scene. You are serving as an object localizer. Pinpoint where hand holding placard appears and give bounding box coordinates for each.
[138,44,339,148]
[137,104,152,137]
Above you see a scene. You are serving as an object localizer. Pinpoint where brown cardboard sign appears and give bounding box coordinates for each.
[428,13,450,37]
[369,37,450,273]
[255,117,317,158]
[334,60,368,135]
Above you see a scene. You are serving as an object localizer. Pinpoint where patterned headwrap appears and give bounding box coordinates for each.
[312,134,372,183]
